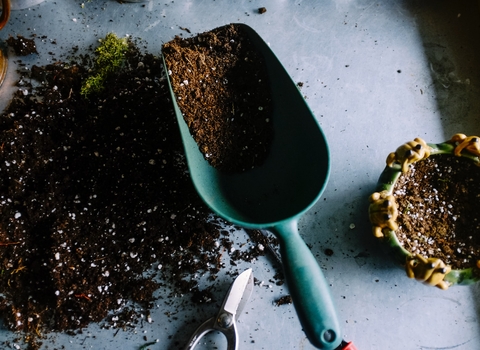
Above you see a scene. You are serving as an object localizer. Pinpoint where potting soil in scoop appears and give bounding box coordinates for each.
[162,23,274,173]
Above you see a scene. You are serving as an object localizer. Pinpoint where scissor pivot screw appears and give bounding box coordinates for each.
[217,312,233,328]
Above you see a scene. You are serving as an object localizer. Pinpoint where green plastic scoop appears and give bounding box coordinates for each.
[162,23,341,349]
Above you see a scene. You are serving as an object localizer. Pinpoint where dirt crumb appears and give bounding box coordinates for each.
[6,35,38,56]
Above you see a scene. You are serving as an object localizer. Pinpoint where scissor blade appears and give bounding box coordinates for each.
[222,268,253,317]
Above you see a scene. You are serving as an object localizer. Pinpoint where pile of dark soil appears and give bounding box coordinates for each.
[162,24,274,173]
[0,36,278,348]
[394,155,480,270]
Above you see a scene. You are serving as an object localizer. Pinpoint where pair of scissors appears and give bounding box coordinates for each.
[184,268,254,350]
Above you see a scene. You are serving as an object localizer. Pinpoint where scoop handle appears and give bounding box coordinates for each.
[272,220,341,349]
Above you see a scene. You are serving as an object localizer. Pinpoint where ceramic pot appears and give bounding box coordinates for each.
[368,134,480,289]
[0,0,9,31]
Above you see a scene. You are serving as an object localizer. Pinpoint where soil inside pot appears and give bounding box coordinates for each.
[393,154,480,270]
[0,35,280,349]
[162,24,274,173]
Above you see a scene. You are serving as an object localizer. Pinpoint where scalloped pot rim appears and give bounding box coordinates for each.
[372,136,480,289]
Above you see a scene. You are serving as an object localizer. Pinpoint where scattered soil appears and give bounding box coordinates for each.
[6,35,38,56]
[274,295,292,306]
[0,36,280,349]
[258,7,267,14]
[393,155,480,270]
[162,24,274,173]
[324,248,334,256]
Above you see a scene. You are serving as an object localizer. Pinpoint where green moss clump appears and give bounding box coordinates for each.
[81,33,129,97]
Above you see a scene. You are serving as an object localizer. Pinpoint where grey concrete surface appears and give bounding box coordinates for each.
[0,1,479,349]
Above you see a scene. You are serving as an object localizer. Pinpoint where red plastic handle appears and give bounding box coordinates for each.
[341,341,358,350]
